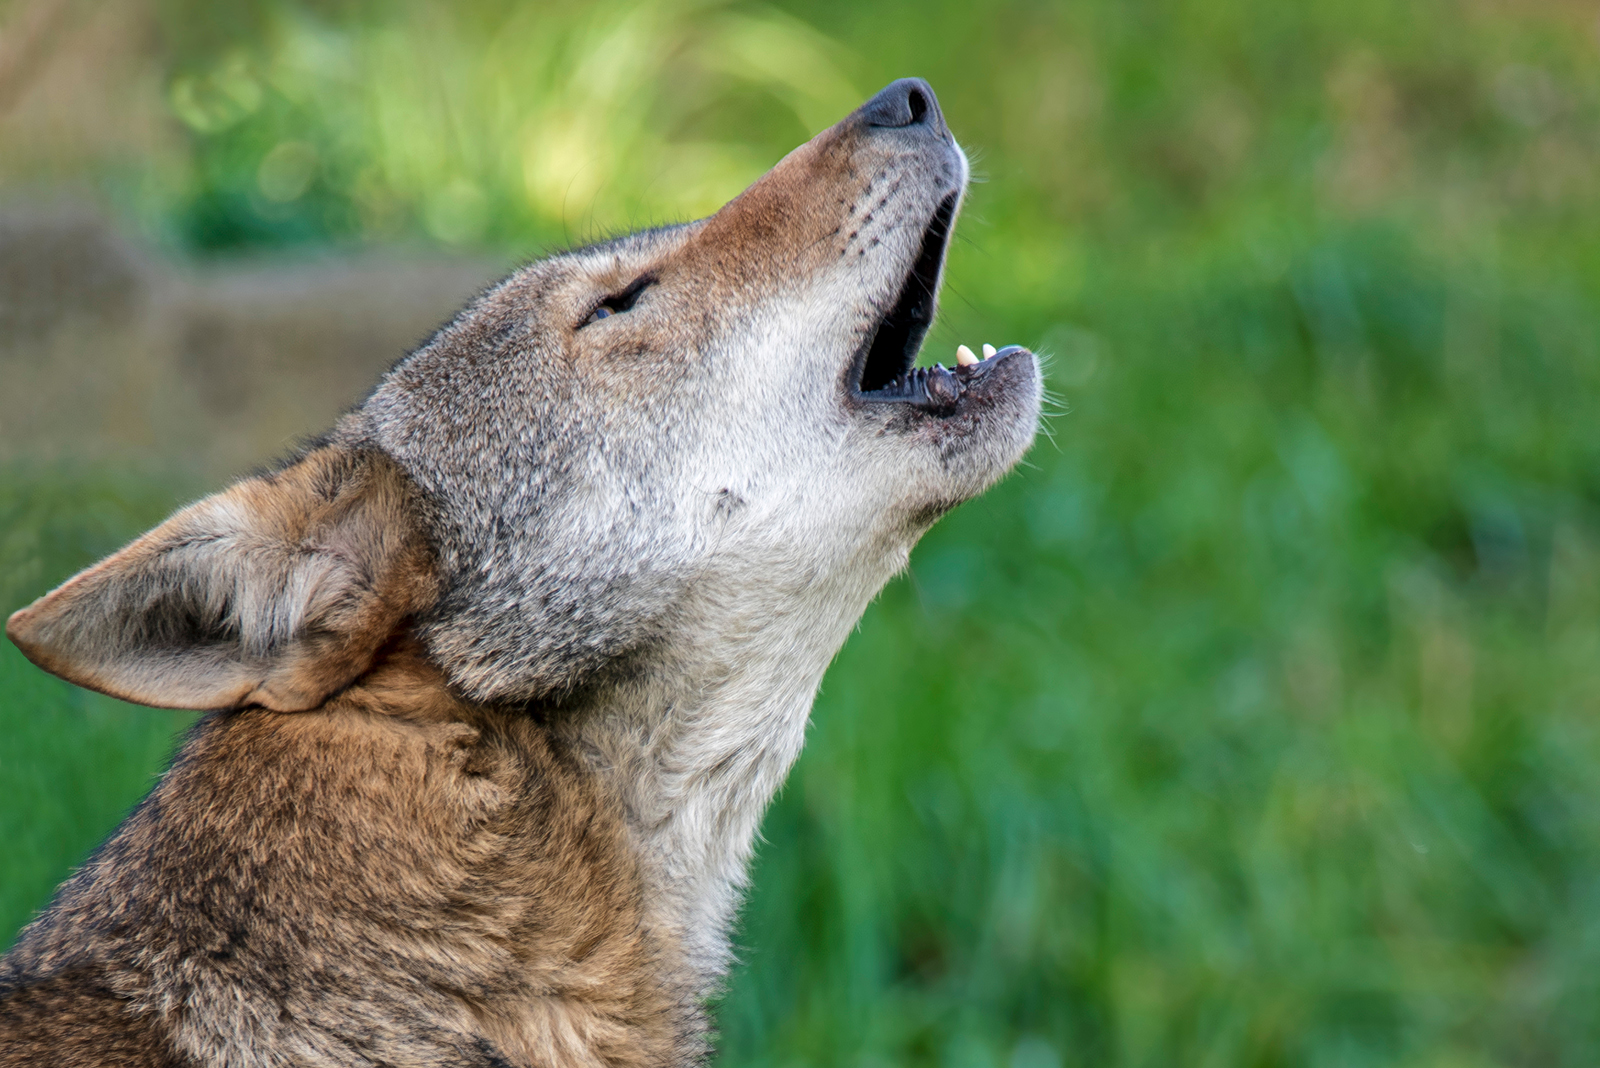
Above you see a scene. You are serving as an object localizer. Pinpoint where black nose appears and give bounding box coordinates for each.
[859,78,944,131]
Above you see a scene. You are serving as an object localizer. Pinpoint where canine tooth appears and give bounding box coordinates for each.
[982,343,997,360]
[956,344,979,366]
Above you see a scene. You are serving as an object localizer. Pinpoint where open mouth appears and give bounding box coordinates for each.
[848,193,1020,413]
[852,194,957,401]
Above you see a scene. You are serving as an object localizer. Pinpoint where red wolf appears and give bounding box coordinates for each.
[2,79,1040,1066]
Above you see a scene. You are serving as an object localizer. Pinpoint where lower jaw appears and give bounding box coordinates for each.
[854,345,1026,413]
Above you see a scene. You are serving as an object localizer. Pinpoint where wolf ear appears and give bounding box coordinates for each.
[4,448,439,712]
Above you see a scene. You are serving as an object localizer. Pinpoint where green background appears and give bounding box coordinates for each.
[5,1,1600,1064]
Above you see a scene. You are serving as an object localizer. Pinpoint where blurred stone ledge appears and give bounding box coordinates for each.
[0,202,507,481]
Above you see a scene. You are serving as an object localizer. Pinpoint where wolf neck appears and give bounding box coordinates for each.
[557,558,904,995]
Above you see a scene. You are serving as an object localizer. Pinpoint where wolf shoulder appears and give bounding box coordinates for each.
[0,656,682,1068]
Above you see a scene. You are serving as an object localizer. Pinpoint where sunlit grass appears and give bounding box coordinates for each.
[115,0,864,249]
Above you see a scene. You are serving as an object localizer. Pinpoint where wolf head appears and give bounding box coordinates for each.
[8,79,1040,711]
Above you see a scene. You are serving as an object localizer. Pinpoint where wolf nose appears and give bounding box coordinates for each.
[859,78,945,132]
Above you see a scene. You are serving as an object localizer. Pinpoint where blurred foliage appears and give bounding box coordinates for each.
[5,0,1600,1065]
[4,0,867,248]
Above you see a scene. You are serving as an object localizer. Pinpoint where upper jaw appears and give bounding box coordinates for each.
[840,141,1032,420]
[845,187,960,407]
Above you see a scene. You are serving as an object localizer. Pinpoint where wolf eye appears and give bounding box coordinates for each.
[580,275,654,328]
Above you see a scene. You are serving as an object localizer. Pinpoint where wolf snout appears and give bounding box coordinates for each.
[857,77,950,140]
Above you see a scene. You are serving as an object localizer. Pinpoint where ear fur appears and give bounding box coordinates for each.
[4,447,439,712]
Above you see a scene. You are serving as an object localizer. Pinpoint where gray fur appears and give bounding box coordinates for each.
[331,85,1041,984]
[4,79,1041,1063]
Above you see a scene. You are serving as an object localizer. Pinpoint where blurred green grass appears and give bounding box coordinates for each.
[7,0,1600,1065]
[0,470,199,949]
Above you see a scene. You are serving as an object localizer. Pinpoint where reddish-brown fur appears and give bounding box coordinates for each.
[4,623,700,1068]
[2,78,1042,1066]
[2,449,702,1066]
